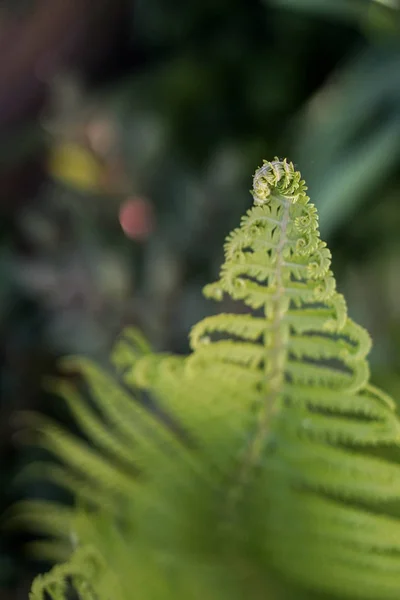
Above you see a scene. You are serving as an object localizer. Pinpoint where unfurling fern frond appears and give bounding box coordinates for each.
[20,159,400,600]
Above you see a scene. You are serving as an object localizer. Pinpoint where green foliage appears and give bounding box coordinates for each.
[14,159,400,600]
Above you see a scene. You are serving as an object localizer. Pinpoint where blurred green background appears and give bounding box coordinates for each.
[1,0,400,597]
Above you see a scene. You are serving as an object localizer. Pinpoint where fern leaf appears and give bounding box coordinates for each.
[22,158,400,600]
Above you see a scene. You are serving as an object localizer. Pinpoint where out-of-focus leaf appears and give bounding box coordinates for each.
[268,0,367,21]
[305,116,400,235]
[269,0,400,32]
[48,143,105,194]
[292,47,400,236]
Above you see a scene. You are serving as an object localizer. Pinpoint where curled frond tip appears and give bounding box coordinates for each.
[252,157,307,205]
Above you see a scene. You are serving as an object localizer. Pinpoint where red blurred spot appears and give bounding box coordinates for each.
[119,197,154,241]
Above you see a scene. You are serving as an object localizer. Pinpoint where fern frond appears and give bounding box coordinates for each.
[127,158,400,597]
[22,158,400,600]
[29,545,107,600]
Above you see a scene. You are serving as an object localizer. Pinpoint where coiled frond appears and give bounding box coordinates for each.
[21,159,400,600]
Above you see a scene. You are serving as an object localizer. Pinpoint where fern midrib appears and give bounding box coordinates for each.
[225,193,291,517]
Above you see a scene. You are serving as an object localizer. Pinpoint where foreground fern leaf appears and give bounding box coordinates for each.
[18,159,400,600]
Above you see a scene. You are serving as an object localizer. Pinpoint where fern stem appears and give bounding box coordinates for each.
[224,190,291,524]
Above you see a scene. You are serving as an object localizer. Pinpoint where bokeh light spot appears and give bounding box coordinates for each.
[119,197,154,241]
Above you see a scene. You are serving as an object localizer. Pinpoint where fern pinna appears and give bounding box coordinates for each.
[14,159,400,600]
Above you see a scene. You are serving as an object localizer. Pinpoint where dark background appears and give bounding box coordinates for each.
[1,1,400,597]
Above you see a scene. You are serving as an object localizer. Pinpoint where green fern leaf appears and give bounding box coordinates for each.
[20,158,400,600]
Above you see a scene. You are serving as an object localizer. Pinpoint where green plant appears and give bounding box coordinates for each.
[13,159,400,600]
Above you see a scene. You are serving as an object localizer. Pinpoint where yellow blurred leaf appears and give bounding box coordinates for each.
[48,142,104,193]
